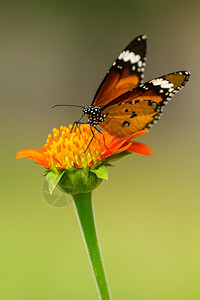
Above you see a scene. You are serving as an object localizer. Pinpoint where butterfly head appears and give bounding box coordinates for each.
[83,106,107,126]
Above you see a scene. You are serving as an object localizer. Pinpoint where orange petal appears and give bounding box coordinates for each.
[102,131,116,146]
[16,149,48,164]
[129,130,149,139]
[127,141,153,156]
[102,142,132,159]
[104,134,133,152]
[107,130,148,150]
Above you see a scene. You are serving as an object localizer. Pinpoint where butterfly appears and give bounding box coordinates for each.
[53,35,190,145]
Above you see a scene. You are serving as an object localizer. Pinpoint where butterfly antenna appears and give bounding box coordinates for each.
[51,104,85,109]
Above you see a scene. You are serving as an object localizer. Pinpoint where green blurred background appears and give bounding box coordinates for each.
[1,0,200,299]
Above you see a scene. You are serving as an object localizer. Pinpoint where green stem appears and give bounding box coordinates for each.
[72,192,111,300]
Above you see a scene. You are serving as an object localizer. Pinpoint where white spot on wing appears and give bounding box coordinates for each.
[123,50,134,62]
[150,78,174,89]
[120,50,141,64]
[130,53,141,64]
[118,51,125,60]
[138,61,142,67]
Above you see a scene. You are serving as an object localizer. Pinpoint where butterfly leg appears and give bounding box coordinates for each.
[93,126,109,150]
[71,113,85,133]
[84,125,95,153]
[84,126,109,153]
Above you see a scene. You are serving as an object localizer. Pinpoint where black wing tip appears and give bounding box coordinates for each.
[181,70,191,83]
[130,34,147,44]
[125,34,147,55]
[137,34,147,40]
[174,70,191,76]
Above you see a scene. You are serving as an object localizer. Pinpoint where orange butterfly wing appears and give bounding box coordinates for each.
[92,35,147,108]
[99,72,190,138]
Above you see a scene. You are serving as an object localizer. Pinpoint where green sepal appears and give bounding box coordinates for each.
[45,170,65,194]
[103,151,132,163]
[42,170,49,176]
[104,162,115,167]
[90,164,108,180]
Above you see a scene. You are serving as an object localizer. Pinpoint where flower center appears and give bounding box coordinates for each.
[42,124,105,169]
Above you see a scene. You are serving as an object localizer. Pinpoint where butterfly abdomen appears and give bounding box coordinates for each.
[83,106,107,126]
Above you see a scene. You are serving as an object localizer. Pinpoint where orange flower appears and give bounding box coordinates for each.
[16,124,152,169]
